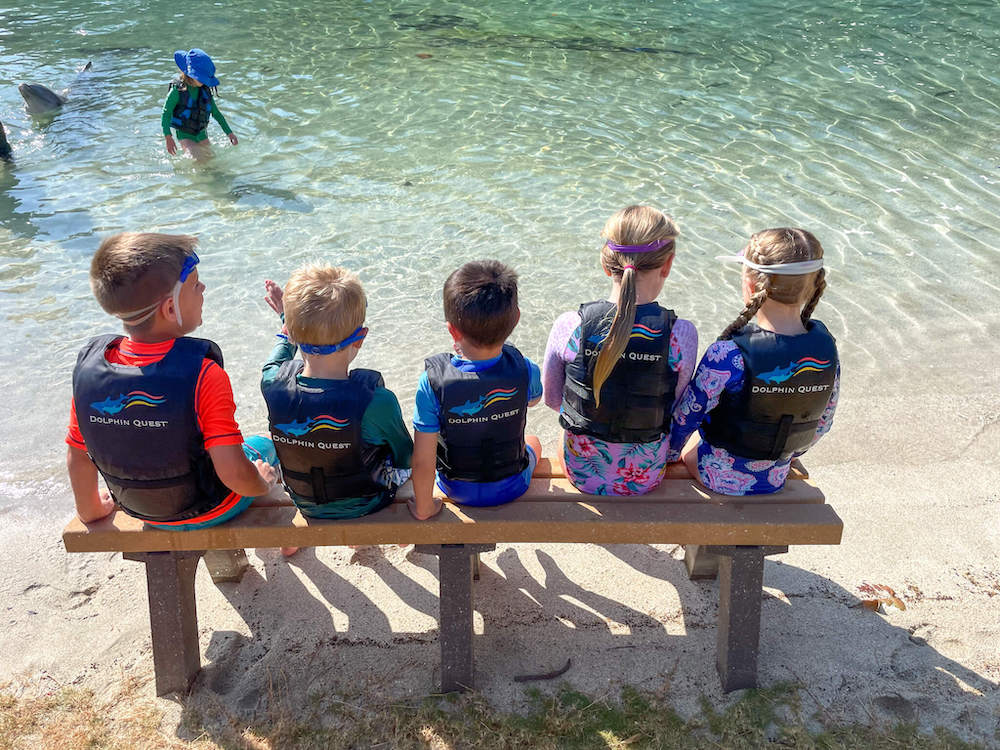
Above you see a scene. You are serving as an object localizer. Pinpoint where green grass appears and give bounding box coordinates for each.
[1,679,986,750]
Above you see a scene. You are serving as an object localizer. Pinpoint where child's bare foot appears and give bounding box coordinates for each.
[280,546,299,557]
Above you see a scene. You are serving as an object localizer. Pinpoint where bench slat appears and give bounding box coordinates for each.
[63,501,842,553]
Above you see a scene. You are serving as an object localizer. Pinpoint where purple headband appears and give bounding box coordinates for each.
[605,238,674,254]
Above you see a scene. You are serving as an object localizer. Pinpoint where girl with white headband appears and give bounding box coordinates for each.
[541,205,699,495]
[669,228,840,495]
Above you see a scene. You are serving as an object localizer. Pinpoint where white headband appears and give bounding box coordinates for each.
[716,253,824,276]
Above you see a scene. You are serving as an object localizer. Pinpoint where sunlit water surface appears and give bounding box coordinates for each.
[1,0,998,515]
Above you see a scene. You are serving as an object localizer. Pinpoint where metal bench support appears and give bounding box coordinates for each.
[203,549,249,583]
[123,550,204,696]
[415,543,496,692]
[705,545,787,692]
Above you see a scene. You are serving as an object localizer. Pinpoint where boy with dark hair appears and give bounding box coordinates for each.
[67,232,276,527]
[410,260,543,520]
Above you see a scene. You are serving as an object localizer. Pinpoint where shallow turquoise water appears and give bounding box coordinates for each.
[1,0,999,510]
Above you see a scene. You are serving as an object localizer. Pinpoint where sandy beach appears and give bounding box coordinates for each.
[1,369,998,746]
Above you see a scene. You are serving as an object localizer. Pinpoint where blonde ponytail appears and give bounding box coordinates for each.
[592,265,638,407]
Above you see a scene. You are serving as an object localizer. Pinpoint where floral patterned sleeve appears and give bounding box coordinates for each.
[667,340,744,454]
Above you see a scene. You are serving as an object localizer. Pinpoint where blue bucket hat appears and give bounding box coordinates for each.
[174,48,220,88]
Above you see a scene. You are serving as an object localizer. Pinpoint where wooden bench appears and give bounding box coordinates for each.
[62,459,842,697]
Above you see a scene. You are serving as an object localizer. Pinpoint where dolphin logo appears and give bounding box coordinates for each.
[758,358,832,384]
[448,388,518,416]
[91,390,166,414]
[449,397,485,416]
[586,324,663,346]
[274,415,350,436]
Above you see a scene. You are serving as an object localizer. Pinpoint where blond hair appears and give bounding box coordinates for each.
[284,264,366,347]
[719,228,826,340]
[90,232,195,327]
[592,206,678,407]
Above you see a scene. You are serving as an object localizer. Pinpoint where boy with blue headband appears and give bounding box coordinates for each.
[67,232,278,528]
[260,266,413,551]
[162,48,238,160]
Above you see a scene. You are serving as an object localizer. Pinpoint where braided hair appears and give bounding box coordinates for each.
[719,228,826,340]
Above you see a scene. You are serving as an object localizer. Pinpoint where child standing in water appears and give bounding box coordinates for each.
[669,228,839,495]
[162,48,238,161]
[542,205,698,495]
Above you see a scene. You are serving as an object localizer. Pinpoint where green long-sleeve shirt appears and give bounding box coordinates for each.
[261,339,414,518]
[161,85,232,141]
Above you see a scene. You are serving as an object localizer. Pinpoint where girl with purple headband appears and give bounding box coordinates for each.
[541,205,698,495]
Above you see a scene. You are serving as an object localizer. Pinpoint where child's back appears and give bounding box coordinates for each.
[669,228,839,495]
[542,205,698,495]
[67,233,276,526]
[410,260,542,518]
[260,268,413,519]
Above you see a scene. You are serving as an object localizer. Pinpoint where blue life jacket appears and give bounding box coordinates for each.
[263,363,389,502]
[72,335,231,521]
[425,345,530,482]
[560,300,678,443]
[702,320,838,460]
[169,80,212,134]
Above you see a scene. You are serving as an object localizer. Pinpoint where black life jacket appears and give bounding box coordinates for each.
[702,320,838,461]
[169,80,212,134]
[263,363,389,502]
[72,335,231,522]
[560,300,678,443]
[425,345,530,482]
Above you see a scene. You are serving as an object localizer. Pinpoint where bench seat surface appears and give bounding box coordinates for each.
[63,458,840,553]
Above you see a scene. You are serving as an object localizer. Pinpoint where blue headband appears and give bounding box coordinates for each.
[297,326,366,355]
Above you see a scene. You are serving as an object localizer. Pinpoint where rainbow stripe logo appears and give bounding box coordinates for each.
[274,415,351,437]
[758,357,833,384]
[586,324,663,345]
[91,391,166,415]
[449,387,519,416]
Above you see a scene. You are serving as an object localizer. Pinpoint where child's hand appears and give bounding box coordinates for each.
[407,496,443,521]
[264,280,284,315]
[165,135,177,155]
[228,133,239,146]
[255,459,278,489]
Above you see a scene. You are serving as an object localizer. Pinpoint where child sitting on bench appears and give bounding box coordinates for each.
[66,232,277,527]
[669,228,840,495]
[410,260,543,520]
[260,266,413,549]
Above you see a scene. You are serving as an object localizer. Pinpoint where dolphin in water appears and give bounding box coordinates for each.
[18,61,92,115]
[0,120,11,162]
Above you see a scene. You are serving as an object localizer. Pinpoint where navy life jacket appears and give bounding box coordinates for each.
[72,335,231,522]
[425,345,530,483]
[702,320,838,461]
[560,300,678,443]
[169,80,212,134]
[263,363,389,502]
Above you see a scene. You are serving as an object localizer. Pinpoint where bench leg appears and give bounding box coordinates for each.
[123,550,204,696]
[415,543,496,693]
[203,549,249,583]
[683,544,719,579]
[706,545,788,693]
